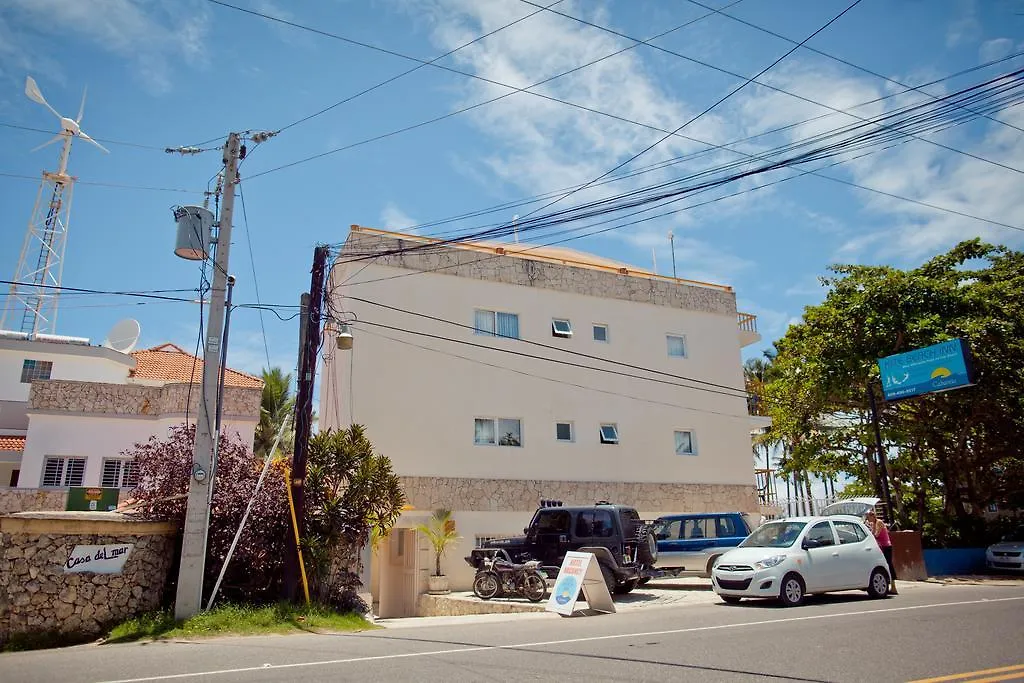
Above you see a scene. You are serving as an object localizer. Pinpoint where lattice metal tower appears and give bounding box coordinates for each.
[1,76,108,335]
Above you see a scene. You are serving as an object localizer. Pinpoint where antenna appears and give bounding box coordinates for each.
[668,230,677,279]
[103,319,142,353]
[512,214,519,244]
[2,76,109,336]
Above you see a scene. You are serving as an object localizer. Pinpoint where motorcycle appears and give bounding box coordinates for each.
[472,549,548,602]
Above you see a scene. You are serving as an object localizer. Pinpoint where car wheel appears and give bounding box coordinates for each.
[867,568,890,599]
[637,577,652,586]
[614,578,639,595]
[599,562,617,595]
[704,554,722,577]
[779,573,805,607]
[721,596,742,604]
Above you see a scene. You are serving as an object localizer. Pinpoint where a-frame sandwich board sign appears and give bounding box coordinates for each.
[545,551,616,617]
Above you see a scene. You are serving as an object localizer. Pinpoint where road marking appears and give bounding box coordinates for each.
[97,595,1024,683]
[908,664,1024,682]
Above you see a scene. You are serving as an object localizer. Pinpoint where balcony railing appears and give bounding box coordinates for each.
[737,312,758,333]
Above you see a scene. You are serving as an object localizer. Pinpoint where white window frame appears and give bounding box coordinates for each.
[474,417,523,447]
[555,421,574,442]
[41,456,86,488]
[667,334,688,358]
[21,359,53,383]
[592,324,609,343]
[674,429,696,456]
[101,458,139,488]
[474,309,520,339]
[551,318,573,338]
[599,423,619,445]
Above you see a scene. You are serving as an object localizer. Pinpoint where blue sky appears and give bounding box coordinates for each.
[1,0,1023,381]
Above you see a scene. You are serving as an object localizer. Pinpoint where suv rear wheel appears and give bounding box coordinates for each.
[614,578,639,595]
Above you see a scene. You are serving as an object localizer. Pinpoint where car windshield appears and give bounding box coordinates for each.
[1002,526,1024,542]
[740,521,807,548]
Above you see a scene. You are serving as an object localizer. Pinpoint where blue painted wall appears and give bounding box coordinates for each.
[923,548,986,576]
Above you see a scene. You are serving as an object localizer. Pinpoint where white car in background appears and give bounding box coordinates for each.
[711,515,891,607]
[986,526,1024,572]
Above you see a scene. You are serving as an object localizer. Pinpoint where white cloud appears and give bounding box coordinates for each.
[946,0,982,47]
[380,202,420,232]
[979,38,1014,63]
[0,0,209,94]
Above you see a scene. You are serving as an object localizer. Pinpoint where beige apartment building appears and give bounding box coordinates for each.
[321,226,766,616]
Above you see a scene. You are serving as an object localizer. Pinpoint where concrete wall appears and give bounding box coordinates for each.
[0,341,133,404]
[0,512,177,645]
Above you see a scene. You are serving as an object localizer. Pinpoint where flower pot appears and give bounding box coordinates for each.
[427,575,450,595]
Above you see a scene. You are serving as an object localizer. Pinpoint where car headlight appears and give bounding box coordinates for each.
[755,555,787,570]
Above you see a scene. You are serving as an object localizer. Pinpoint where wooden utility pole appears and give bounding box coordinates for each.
[283,245,328,599]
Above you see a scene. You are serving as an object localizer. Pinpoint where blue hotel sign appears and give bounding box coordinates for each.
[877,338,975,401]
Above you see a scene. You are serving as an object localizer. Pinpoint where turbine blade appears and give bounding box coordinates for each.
[78,130,110,154]
[25,76,61,119]
[31,135,63,153]
[77,86,87,124]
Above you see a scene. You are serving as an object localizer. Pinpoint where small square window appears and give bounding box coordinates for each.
[593,324,608,342]
[556,422,573,442]
[21,359,53,383]
[497,418,522,447]
[599,424,619,444]
[667,335,687,358]
[552,319,573,338]
[674,430,695,455]
[475,418,522,447]
[474,310,520,338]
[474,418,496,445]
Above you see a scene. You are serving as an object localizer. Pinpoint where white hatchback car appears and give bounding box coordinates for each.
[711,515,891,606]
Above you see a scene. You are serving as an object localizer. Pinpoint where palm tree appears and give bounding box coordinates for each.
[416,509,461,577]
[254,367,295,458]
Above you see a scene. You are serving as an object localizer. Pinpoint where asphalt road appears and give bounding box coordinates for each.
[2,583,1022,683]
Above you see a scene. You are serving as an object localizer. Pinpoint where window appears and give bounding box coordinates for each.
[667,335,687,358]
[592,324,608,342]
[555,422,574,442]
[551,319,572,338]
[21,359,53,383]
[532,509,571,535]
[101,459,139,488]
[599,423,619,444]
[833,520,867,545]
[656,519,682,540]
[41,456,86,488]
[806,521,835,547]
[474,417,522,446]
[575,509,615,538]
[674,430,695,455]
[474,309,519,339]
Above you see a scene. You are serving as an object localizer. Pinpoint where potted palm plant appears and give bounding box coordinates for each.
[417,509,460,594]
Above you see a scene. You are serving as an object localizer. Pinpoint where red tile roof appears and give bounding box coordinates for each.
[129,343,264,389]
[0,435,26,452]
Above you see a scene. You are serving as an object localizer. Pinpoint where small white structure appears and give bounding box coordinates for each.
[322,226,767,616]
[0,332,262,495]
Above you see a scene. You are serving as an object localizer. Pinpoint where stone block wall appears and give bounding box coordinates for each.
[0,489,67,516]
[0,512,177,645]
[400,476,758,514]
[29,380,260,421]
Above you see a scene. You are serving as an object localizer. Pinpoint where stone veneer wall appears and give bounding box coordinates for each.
[0,512,177,645]
[29,380,261,419]
[400,476,758,513]
[340,230,738,316]
[0,489,68,516]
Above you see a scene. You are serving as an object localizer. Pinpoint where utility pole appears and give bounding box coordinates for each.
[668,231,677,279]
[283,246,329,600]
[866,382,895,523]
[174,133,240,620]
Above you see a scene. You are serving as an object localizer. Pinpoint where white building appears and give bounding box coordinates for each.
[322,227,767,616]
[0,333,261,502]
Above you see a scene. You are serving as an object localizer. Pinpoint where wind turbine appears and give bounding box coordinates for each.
[1,76,109,336]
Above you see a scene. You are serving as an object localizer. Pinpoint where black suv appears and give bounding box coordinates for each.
[466,501,659,594]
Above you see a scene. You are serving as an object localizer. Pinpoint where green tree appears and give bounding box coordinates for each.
[762,240,1024,544]
[303,425,406,610]
[255,367,295,458]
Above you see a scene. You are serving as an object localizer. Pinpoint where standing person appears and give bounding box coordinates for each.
[865,510,898,595]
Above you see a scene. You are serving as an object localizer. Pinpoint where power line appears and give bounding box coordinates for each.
[238,182,272,369]
[521,0,1024,178]
[0,171,204,194]
[351,316,753,401]
[0,121,170,151]
[338,294,750,397]
[275,0,567,134]
[356,325,753,421]
[680,0,1024,136]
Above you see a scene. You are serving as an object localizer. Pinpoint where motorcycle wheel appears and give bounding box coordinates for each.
[473,571,500,600]
[522,572,547,602]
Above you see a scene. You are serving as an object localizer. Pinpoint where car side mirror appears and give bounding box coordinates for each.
[802,538,818,550]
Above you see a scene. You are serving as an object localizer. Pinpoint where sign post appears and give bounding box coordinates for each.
[545,551,616,617]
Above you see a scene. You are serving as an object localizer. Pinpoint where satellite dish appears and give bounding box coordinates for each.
[103,319,141,353]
